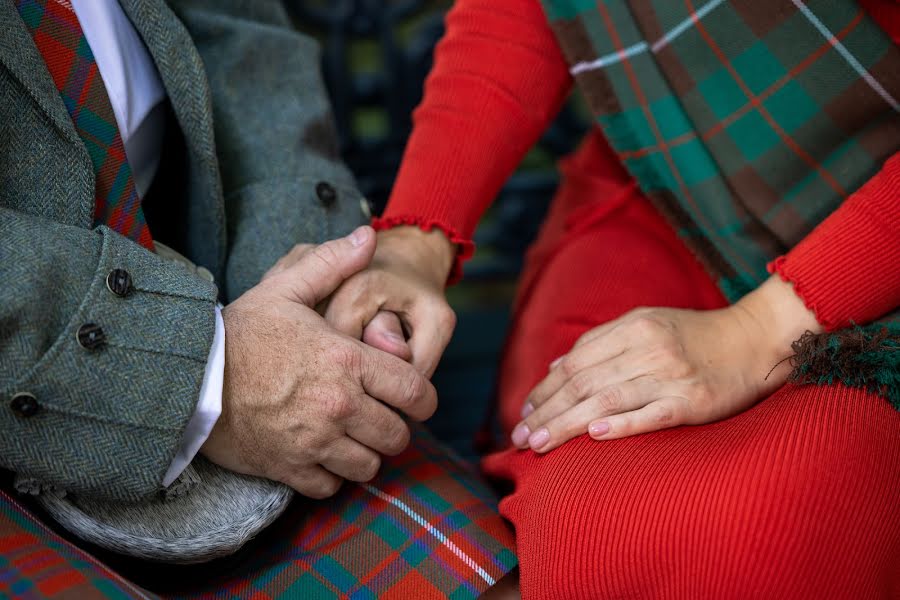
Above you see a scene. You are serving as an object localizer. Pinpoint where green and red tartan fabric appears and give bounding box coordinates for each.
[0,426,517,599]
[540,0,900,302]
[14,0,153,249]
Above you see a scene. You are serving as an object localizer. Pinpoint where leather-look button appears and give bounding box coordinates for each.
[360,197,373,219]
[76,323,106,350]
[10,392,40,418]
[315,181,337,207]
[106,269,132,297]
[196,266,215,283]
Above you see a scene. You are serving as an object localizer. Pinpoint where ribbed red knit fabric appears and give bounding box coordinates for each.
[375,0,900,327]
[374,2,900,596]
[769,152,900,330]
[480,139,900,597]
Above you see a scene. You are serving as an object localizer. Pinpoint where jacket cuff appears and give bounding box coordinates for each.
[2,227,218,501]
[162,304,224,487]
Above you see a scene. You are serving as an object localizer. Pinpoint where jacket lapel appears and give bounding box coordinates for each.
[0,0,81,144]
[117,0,227,279]
[0,0,95,226]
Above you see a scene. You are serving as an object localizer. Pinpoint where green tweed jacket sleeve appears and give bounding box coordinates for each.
[0,212,219,502]
[0,1,220,502]
[1,0,367,501]
[165,0,369,300]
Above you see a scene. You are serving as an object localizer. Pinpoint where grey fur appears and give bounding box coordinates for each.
[35,456,294,564]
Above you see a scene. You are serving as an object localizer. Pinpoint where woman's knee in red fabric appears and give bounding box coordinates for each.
[496,440,612,591]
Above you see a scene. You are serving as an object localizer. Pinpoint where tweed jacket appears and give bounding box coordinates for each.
[0,0,368,501]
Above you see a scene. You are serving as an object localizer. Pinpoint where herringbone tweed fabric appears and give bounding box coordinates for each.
[1,427,517,600]
[0,0,371,500]
[15,0,153,249]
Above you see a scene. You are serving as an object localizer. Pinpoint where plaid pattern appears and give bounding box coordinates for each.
[1,426,517,599]
[540,0,900,301]
[15,0,153,249]
[0,488,144,600]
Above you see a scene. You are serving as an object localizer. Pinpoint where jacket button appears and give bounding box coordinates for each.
[10,393,41,418]
[359,198,373,220]
[76,323,106,350]
[315,182,337,207]
[106,269,132,297]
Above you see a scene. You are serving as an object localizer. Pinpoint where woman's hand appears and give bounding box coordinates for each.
[323,226,457,377]
[511,276,822,452]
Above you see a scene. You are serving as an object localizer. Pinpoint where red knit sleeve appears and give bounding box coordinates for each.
[769,152,900,331]
[768,3,900,330]
[373,0,572,282]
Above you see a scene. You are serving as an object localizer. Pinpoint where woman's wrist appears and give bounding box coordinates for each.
[732,275,823,381]
[374,226,456,288]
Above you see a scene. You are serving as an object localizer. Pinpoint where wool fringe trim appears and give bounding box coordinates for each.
[789,323,900,410]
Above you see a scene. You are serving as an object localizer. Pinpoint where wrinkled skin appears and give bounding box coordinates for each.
[201,227,438,499]
[327,228,821,452]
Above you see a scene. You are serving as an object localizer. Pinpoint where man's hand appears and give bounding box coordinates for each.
[322,226,458,377]
[201,226,438,499]
[510,275,822,452]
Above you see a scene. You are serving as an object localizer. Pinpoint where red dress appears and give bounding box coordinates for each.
[375,1,900,597]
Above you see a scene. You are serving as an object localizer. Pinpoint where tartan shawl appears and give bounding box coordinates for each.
[540,0,900,407]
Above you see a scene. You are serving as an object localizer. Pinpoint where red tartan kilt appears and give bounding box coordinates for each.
[0,426,517,600]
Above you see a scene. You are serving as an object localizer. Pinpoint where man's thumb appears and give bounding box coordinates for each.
[278,226,376,306]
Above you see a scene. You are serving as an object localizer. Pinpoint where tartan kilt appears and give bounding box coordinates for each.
[0,426,517,599]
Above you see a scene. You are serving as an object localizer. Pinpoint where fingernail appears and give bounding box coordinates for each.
[383,332,405,345]
[511,423,531,447]
[520,402,534,418]
[589,421,610,438]
[549,356,564,369]
[528,428,550,450]
[349,226,370,247]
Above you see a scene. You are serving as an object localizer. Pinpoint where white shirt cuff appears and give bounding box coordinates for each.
[162,304,225,487]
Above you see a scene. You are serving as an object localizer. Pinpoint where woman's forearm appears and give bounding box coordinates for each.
[376,0,574,279]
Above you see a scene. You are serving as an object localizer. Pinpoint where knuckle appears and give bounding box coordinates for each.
[567,372,594,400]
[559,358,579,378]
[439,306,457,331]
[575,331,592,346]
[296,477,334,499]
[629,315,661,338]
[269,465,293,486]
[652,405,677,426]
[359,455,382,482]
[323,391,356,421]
[330,342,361,371]
[400,373,427,408]
[595,388,622,413]
[384,422,411,456]
[312,242,340,268]
[654,340,681,364]
[668,357,693,378]
[314,477,342,499]
[348,271,376,298]
[689,383,714,407]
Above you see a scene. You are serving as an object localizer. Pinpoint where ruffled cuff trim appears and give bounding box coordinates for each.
[371,215,475,286]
